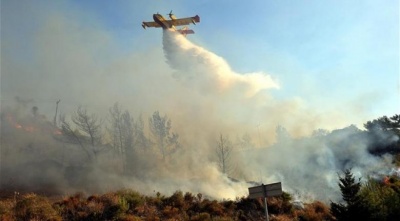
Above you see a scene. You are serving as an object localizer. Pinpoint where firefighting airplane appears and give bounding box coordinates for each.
[142,11,200,36]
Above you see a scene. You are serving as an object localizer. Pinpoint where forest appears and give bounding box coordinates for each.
[0,101,399,220]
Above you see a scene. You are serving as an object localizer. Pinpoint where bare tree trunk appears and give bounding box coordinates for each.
[53,99,60,126]
[216,134,232,175]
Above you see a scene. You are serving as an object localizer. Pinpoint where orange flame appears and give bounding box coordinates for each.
[4,113,62,135]
[23,126,36,132]
[383,176,390,185]
[53,129,62,135]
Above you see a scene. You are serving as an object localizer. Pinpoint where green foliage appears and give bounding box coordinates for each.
[330,169,400,221]
[100,192,130,220]
[266,192,293,216]
[364,114,400,156]
[330,169,371,221]
[281,191,292,202]
[116,189,145,210]
[394,154,400,166]
[339,169,362,206]
[360,176,400,220]
[364,114,400,134]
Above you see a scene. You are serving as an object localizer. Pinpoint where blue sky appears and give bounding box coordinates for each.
[1,0,399,132]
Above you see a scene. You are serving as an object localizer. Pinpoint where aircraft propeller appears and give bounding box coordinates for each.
[168,10,174,17]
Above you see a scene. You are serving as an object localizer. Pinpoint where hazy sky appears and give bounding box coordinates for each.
[1,0,399,132]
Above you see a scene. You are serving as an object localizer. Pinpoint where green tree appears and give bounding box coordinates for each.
[330,169,370,221]
[360,177,400,221]
[364,114,400,157]
[364,114,400,134]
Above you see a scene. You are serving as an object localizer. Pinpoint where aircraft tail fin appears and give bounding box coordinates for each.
[193,15,200,23]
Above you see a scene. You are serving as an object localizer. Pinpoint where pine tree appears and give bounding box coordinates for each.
[330,169,371,221]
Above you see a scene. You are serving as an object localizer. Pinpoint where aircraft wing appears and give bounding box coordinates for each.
[169,15,200,26]
[142,21,161,28]
[177,29,195,36]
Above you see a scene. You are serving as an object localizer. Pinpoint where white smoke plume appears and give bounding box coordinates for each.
[1,4,397,204]
[162,29,279,98]
[158,29,396,203]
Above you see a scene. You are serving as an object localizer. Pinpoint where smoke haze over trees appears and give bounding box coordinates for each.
[1,2,399,206]
[1,97,399,203]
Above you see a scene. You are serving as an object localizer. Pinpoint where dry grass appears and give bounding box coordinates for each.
[0,190,337,220]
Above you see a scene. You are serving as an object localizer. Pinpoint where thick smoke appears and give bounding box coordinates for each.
[1,6,398,204]
[242,126,397,202]
[162,29,279,97]
[1,100,397,203]
[158,30,397,202]
[0,103,249,199]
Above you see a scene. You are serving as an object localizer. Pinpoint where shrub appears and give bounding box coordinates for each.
[0,199,15,221]
[184,192,195,203]
[234,197,266,220]
[118,214,142,221]
[134,204,159,219]
[99,192,129,220]
[270,214,293,221]
[222,200,236,217]
[55,192,88,220]
[202,200,224,217]
[295,201,334,221]
[117,189,145,210]
[146,192,164,209]
[161,205,180,219]
[360,178,400,220]
[15,193,61,221]
[165,190,185,209]
[190,212,210,221]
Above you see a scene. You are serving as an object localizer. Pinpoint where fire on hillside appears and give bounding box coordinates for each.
[2,111,62,136]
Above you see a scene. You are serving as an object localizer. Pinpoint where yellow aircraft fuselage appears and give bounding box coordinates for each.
[142,12,199,36]
[153,14,173,29]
